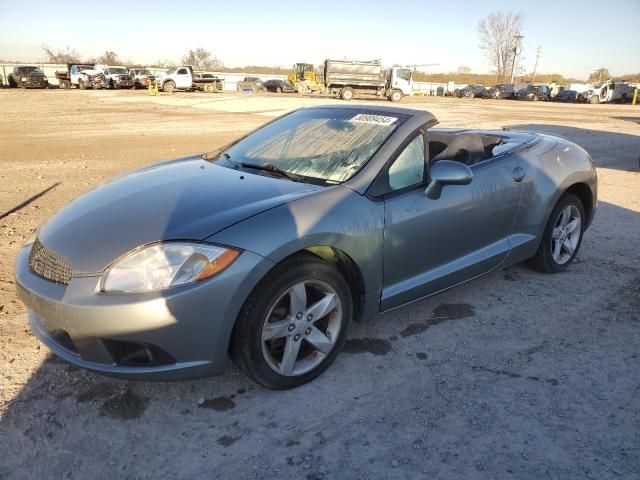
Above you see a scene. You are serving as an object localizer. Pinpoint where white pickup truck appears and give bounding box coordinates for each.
[588,80,636,104]
[155,66,222,93]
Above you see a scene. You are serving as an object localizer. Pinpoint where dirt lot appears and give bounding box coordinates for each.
[1,89,639,480]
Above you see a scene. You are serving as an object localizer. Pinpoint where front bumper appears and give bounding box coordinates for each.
[22,78,48,88]
[114,79,135,88]
[15,245,274,380]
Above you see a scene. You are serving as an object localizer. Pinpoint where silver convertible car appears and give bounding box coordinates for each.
[16,105,597,389]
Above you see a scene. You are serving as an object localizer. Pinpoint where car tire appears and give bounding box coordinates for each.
[78,79,86,90]
[231,254,352,389]
[164,80,176,93]
[341,87,354,101]
[528,193,585,273]
[390,89,403,102]
[276,86,282,94]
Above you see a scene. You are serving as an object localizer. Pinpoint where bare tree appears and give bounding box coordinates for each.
[588,68,610,83]
[182,48,223,71]
[42,45,82,64]
[96,51,120,65]
[457,65,472,74]
[477,12,525,83]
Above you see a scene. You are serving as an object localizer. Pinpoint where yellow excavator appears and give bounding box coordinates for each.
[288,63,323,94]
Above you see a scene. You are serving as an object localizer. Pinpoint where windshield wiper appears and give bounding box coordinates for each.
[239,162,302,182]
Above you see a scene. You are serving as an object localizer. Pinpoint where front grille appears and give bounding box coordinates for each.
[29,238,72,285]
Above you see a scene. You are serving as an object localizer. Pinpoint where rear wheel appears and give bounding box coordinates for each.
[341,87,354,101]
[231,255,352,389]
[163,80,176,93]
[528,193,585,273]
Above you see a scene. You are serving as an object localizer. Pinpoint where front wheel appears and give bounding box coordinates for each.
[341,87,354,101]
[528,193,585,273]
[163,80,176,93]
[389,89,403,102]
[231,255,352,389]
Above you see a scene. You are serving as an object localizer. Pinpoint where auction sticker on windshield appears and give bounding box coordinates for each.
[349,114,398,126]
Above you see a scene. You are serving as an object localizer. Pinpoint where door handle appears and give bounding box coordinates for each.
[512,167,526,183]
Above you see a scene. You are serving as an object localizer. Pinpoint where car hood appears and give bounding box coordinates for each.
[38,156,322,274]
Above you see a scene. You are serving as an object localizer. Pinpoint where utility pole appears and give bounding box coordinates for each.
[532,46,541,83]
[509,34,524,85]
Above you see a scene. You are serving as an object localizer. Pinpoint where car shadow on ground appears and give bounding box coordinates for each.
[507,124,640,171]
[2,198,639,479]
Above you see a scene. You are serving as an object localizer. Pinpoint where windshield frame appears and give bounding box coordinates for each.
[203,107,408,186]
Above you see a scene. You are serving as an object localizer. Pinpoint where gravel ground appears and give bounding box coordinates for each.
[0,89,639,480]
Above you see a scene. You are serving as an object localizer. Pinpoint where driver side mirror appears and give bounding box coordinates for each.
[425,160,473,200]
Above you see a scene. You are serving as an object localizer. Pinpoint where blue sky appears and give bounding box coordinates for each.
[0,0,639,79]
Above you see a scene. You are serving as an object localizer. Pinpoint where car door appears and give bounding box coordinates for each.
[175,68,191,89]
[381,133,523,310]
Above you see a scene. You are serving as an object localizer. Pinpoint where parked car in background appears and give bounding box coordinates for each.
[93,65,135,89]
[8,66,48,88]
[15,105,597,389]
[193,72,223,92]
[516,85,550,101]
[577,90,592,103]
[129,68,155,89]
[588,80,635,104]
[263,79,295,93]
[237,77,266,92]
[454,84,486,98]
[155,66,220,93]
[55,64,97,89]
[485,84,516,99]
[553,90,578,103]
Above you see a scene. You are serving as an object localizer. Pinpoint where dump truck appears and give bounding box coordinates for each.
[55,64,105,89]
[324,59,413,101]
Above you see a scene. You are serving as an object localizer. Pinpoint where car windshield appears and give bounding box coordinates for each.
[137,70,151,75]
[110,68,127,74]
[165,69,176,74]
[17,67,42,74]
[207,108,406,184]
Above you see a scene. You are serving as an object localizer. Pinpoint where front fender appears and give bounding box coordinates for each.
[517,136,597,240]
[207,186,385,296]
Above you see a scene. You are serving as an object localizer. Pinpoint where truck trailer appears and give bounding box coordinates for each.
[323,59,413,102]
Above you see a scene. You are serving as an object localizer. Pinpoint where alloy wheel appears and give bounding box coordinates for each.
[261,280,342,376]
[551,205,581,265]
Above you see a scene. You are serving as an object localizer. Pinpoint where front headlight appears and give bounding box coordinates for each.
[101,242,240,293]
[23,229,38,247]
